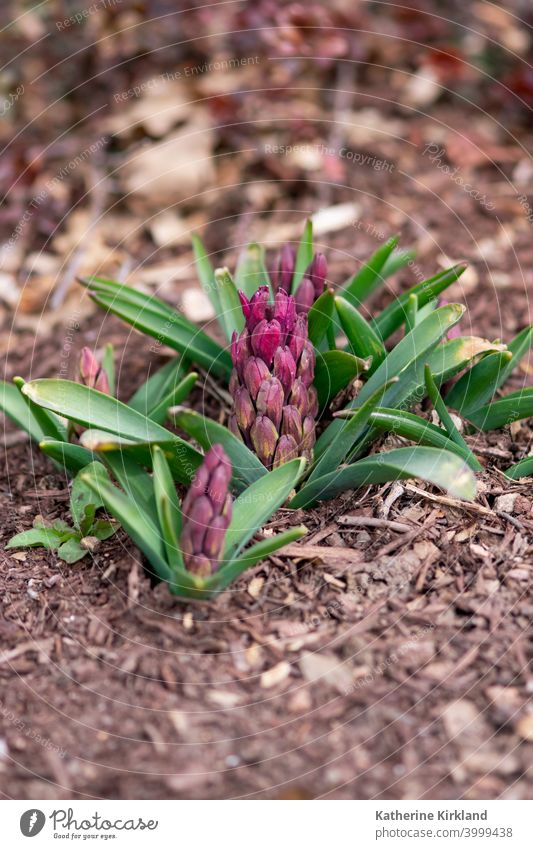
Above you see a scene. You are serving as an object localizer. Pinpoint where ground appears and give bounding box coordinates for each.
[0,1,532,800]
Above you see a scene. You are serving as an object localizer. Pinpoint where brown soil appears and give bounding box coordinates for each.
[0,1,532,800]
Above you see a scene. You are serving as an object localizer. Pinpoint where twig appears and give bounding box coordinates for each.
[404,483,493,516]
[495,510,526,532]
[338,515,412,533]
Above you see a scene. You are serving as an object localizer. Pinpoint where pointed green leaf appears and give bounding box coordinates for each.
[505,455,533,480]
[39,439,96,475]
[170,407,266,490]
[372,263,467,340]
[224,457,306,559]
[290,446,476,509]
[7,527,68,551]
[308,288,335,348]
[13,377,67,442]
[1,380,46,443]
[148,372,198,424]
[404,293,418,334]
[214,267,245,341]
[102,343,115,395]
[191,232,219,313]
[380,248,417,278]
[128,356,186,415]
[102,451,159,523]
[424,365,480,470]
[340,235,399,307]
[314,350,370,408]
[292,219,313,291]
[334,296,386,373]
[235,242,272,298]
[151,445,184,571]
[70,461,105,534]
[212,526,307,591]
[465,389,533,431]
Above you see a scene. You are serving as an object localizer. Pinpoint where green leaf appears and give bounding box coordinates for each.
[404,293,418,334]
[505,455,533,480]
[224,457,306,559]
[308,288,335,348]
[465,389,533,431]
[316,304,465,456]
[211,526,307,592]
[102,343,115,395]
[170,407,266,490]
[91,519,117,541]
[368,408,482,470]
[80,464,173,583]
[101,451,160,523]
[0,380,46,443]
[235,242,272,298]
[191,232,219,312]
[372,263,467,341]
[334,296,386,373]
[57,538,87,564]
[380,248,417,278]
[70,461,105,535]
[6,527,67,551]
[340,235,399,307]
[445,325,533,414]
[314,350,370,408]
[13,377,67,442]
[424,365,481,470]
[83,284,231,378]
[128,356,186,416]
[213,267,245,341]
[309,379,398,480]
[290,446,476,508]
[292,219,313,291]
[148,372,198,424]
[151,445,184,571]
[39,439,96,475]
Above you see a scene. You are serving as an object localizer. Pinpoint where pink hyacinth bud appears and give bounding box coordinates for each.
[251,319,282,366]
[274,244,296,293]
[294,276,315,314]
[306,253,327,298]
[79,347,111,395]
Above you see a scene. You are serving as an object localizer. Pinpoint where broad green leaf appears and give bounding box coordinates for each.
[316,304,464,455]
[368,408,482,470]
[424,365,480,470]
[334,296,386,373]
[1,380,46,443]
[214,267,245,341]
[91,519,117,541]
[465,389,533,431]
[70,461,105,534]
[128,356,186,415]
[13,377,67,442]
[6,527,69,551]
[505,455,533,480]
[102,451,159,523]
[39,439,96,475]
[235,242,272,298]
[80,464,173,583]
[212,526,307,591]
[151,445,184,571]
[85,288,232,378]
[372,263,467,341]
[308,288,335,348]
[148,372,198,424]
[102,343,115,395]
[290,446,476,508]
[191,233,219,312]
[170,408,266,489]
[380,248,417,278]
[340,235,399,307]
[57,538,87,564]
[308,379,398,483]
[292,219,313,291]
[314,350,370,408]
[79,429,201,487]
[224,457,306,559]
[445,325,533,414]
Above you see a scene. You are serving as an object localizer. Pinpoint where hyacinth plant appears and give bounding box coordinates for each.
[2,221,532,596]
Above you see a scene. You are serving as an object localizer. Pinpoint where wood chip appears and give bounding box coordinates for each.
[260,661,291,689]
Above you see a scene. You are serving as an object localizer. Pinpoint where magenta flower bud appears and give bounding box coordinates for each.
[281,405,303,444]
[248,286,270,329]
[231,329,251,379]
[180,445,233,577]
[297,342,315,387]
[273,346,297,394]
[243,356,271,399]
[294,276,315,314]
[275,244,296,293]
[307,384,319,418]
[251,319,282,366]
[250,414,278,468]
[306,253,327,298]
[273,434,298,468]
[235,386,255,435]
[256,378,284,431]
[301,415,316,457]
[273,289,296,335]
[288,379,309,417]
[288,313,308,362]
[238,291,251,323]
[79,347,111,395]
